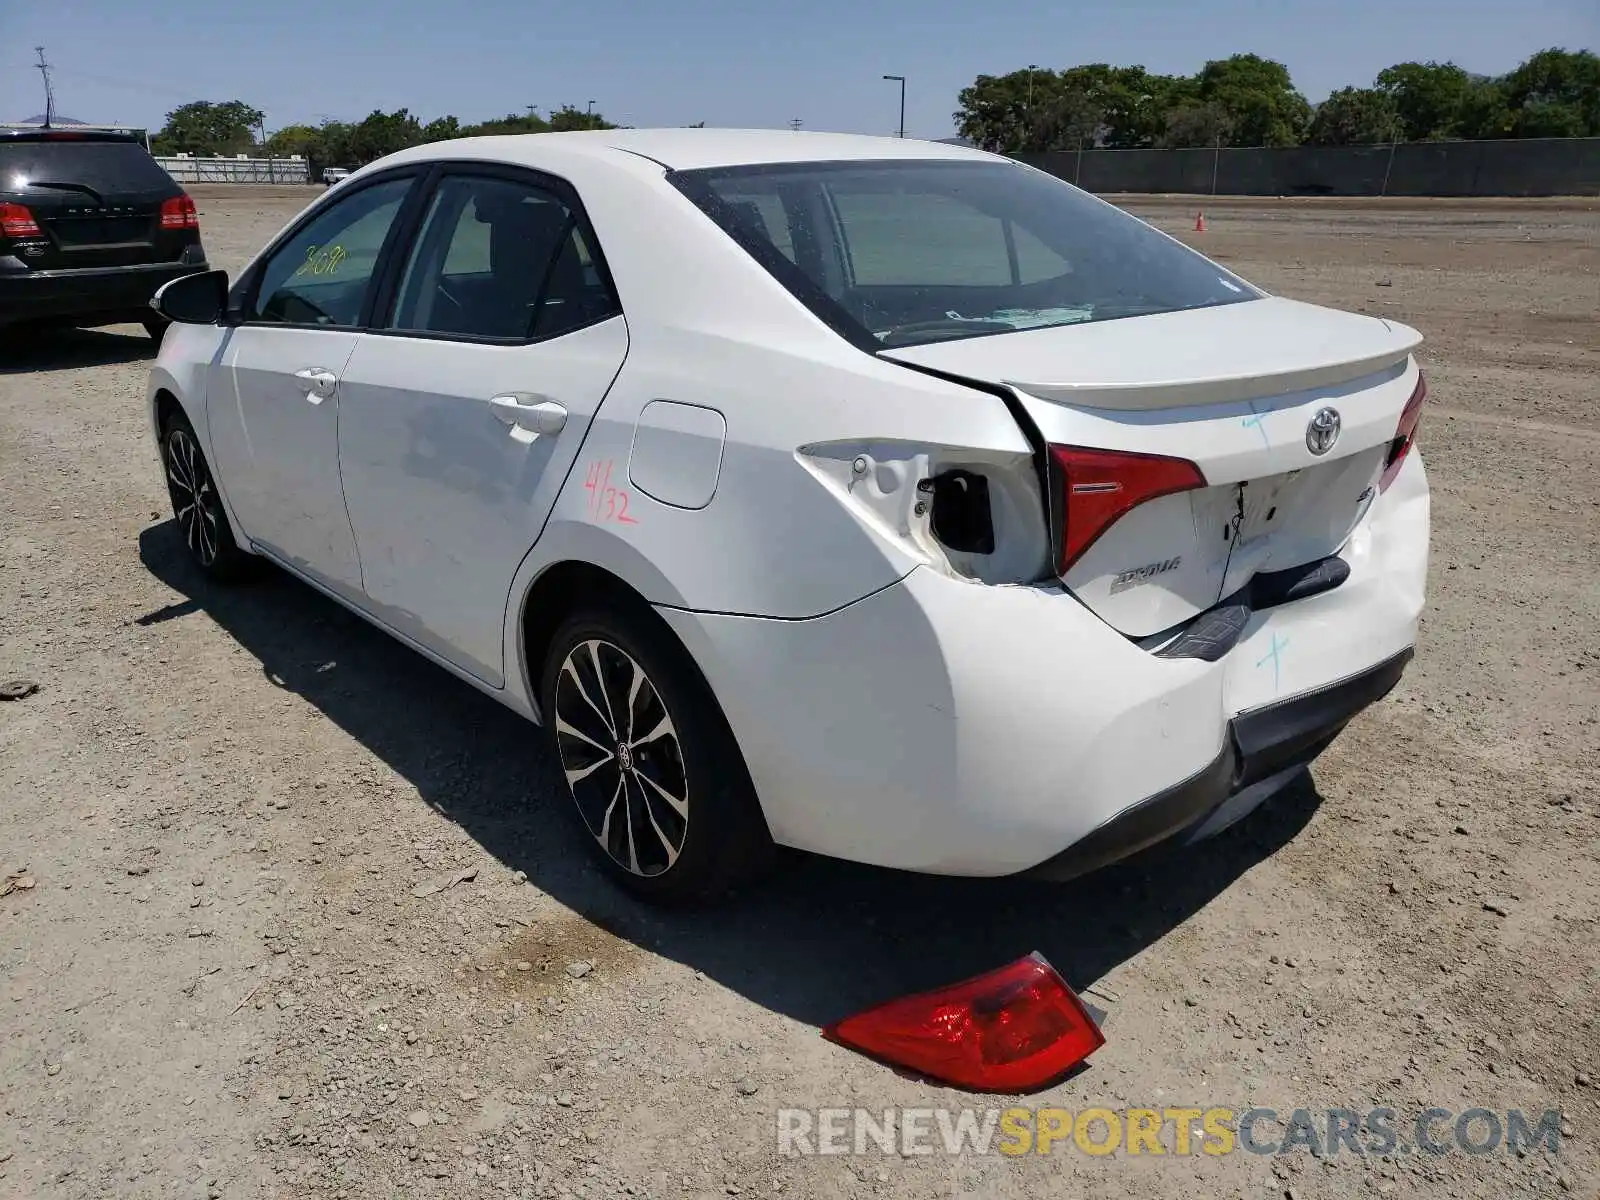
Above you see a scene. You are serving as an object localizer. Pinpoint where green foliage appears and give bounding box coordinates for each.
[263,124,321,159]
[422,116,462,141]
[1194,54,1312,146]
[1375,62,1473,139]
[957,47,1596,152]
[955,64,1194,152]
[152,100,265,156]
[1306,87,1403,145]
[1503,48,1600,135]
[220,105,619,169]
[1161,102,1235,149]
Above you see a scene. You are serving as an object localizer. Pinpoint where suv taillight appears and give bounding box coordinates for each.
[1049,445,1207,574]
[159,193,199,230]
[0,202,42,237]
[1378,372,1427,492]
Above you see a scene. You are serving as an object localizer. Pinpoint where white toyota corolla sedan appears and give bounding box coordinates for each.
[146,129,1429,902]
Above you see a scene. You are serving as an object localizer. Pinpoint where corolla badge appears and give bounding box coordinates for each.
[1306,407,1341,456]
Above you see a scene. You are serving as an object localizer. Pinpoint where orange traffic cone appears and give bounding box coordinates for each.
[1194,210,1207,232]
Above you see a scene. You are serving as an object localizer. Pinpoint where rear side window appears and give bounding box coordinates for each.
[672,159,1259,348]
[0,138,175,195]
[387,173,620,342]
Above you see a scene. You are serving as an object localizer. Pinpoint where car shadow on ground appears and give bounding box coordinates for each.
[0,326,154,373]
[138,521,1321,1030]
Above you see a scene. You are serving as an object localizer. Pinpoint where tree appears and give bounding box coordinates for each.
[1161,102,1234,148]
[1194,54,1310,146]
[1502,48,1600,136]
[1375,61,1473,140]
[547,106,616,132]
[153,100,265,156]
[955,70,1051,152]
[1306,87,1403,145]
[342,109,424,164]
[461,112,551,137]
[1029,87,1103,153]
[263,124,321,159]
[1454,79,1515,139]
[422,116,462,142]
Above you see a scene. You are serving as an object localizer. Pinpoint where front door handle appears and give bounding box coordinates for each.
[488,394,567,440]
[293,367,339,402]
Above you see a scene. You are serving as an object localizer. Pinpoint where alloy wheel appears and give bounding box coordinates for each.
[166,428,221,566]
[552,638,689,876]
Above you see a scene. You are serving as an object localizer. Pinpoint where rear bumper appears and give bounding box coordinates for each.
[0,256,208,326]
[1022,647,1411,880]
[657,449,1429,878]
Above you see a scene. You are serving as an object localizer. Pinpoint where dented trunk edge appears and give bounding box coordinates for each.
[876,353,1063,582]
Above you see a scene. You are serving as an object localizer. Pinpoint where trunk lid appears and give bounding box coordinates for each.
[883,297,1423,637]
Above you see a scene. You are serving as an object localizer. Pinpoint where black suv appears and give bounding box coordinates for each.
[0,129,209,342]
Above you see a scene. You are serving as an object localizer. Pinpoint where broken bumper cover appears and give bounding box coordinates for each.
[656,451,1428,878]
[1020,647,1412,881]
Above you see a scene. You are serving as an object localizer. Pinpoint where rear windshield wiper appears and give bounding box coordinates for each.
[23,180,105,204]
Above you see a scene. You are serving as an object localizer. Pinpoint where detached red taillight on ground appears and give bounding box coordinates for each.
[1049,444,1207,574]
[823,953,1105,1092]
[1379,372,1427,492]
[0,202,42,238]
[159,193,200,230]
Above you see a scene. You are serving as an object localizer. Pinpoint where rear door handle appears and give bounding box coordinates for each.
[488,394,567,441]
[293,367,339,402]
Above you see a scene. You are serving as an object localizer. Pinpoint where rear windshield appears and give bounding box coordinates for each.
[671,159,1259,348]
[0,138,174,196]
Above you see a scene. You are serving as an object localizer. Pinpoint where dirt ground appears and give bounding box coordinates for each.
[1,186,1596,1200]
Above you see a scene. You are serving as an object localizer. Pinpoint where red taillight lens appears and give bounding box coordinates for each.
[1050,444,1206,574]
[823,953,1105,1092]
[1379,372,1426,492]
[159,194,199,230]
[0,202,42,238]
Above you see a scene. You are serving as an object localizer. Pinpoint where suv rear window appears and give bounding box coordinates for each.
[0,137,175,196]
[671,159,1259,349]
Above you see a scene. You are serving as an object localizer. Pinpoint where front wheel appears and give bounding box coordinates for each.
[540,602,774,904]
[161,411,250,581]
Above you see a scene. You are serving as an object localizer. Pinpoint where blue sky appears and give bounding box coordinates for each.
[4,0,1595,137]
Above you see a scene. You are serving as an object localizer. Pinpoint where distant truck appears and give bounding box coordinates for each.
[321,167,351,187]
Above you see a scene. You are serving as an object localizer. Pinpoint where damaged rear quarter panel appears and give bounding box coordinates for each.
[537,324,1045,619]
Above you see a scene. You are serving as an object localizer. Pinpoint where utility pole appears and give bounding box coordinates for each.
[789,118,803,131]
[586,99,595,115]
[882,74,906,138]
[35,46,56,128]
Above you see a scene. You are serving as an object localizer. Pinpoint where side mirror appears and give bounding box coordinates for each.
[152,269,229,325]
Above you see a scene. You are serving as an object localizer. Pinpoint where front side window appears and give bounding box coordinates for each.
[673,159,1259,348]
[248,176,414,327]
[387,174,619,341]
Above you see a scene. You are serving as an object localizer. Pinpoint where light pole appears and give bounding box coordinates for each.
[587,99,595,115]
[882,74,906,138]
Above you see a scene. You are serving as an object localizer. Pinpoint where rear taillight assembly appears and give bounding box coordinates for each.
[159,193,200,230]
[0,202,42,238]
[1049,444,1206,574]
[823,953,1105,1092]
[1378,372,1427,492]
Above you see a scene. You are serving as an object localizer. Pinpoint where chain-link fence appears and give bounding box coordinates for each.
[1019,137,1600,197]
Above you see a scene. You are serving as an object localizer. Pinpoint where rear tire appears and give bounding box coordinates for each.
[160,410,250,582]
[539,600,774,904]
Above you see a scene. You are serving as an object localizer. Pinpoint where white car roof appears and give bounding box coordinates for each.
[411,128,999,173]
